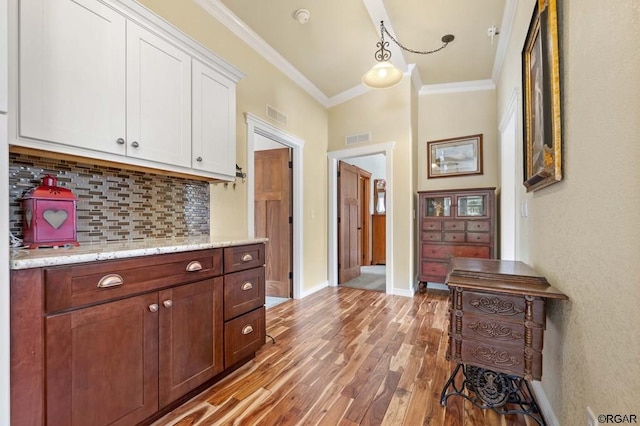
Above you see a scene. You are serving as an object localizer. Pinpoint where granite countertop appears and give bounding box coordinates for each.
[10,236,268,270]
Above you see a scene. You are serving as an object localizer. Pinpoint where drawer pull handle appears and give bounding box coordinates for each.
[163,300,173,308]
[242,282,253,291]
[97,274,124,288]
[241,253,253,262]
[242,325,254,335]
[149,304,159,313]
[186,261,202,272]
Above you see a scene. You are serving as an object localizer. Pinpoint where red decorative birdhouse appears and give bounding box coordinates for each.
[21,174,79,249]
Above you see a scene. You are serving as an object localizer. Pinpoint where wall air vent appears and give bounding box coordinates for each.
[345,132,372,145]
[266,105,288,126]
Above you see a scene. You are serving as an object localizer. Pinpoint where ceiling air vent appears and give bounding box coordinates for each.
[266,105,288,126]
[345,132,372,145]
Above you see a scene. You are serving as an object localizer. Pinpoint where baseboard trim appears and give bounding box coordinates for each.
[299,280,329,298]
[391,287,414,298]
[530,381,559,426]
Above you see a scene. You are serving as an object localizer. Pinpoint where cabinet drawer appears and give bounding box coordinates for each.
[422,244,489,260]
[451,312,543,350]
[444,221,464,231]
[452,338,542,380]
[461,291,545,324]
[224,267,265,321]
[224,244,265,273]
[421,221,442,231]
[420,261,449,278]
[45,249,223,313]
[224,307,265,367]
[443,232,465,243]
[466,221,490,232]
[466,232,491,243]
[421,231,442,242]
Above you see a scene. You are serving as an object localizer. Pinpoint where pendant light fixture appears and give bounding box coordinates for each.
[362,21,455,89]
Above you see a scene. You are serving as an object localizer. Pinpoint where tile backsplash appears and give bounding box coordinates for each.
[9,153,210,243]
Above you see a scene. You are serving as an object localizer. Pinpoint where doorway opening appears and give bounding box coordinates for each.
[245,113,304,305]
[328,142,395,294]
[337,156,386,293]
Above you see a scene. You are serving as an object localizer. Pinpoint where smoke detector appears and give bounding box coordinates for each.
[294,9,310,24]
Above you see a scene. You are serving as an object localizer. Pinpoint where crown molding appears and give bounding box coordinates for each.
[194,0,330,107]
[491,0,517,83]
[419,79,496,95]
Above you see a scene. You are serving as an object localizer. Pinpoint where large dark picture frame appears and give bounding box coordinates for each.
[522,0,562,192]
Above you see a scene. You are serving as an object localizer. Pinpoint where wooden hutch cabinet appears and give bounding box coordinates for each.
[417,188,496,285]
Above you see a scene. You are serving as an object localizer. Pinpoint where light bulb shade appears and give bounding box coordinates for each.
[362,61,403,89]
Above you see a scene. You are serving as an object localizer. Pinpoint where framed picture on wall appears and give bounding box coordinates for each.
[522,0,563,192]
[427,134,483,178]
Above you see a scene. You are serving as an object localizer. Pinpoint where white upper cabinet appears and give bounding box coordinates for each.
[192,59,235,177]
[13,0,244,180]
[19,0,126,154]
[126,22,191,168]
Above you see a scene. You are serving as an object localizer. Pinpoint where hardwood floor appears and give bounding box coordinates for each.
[152,287,536,425]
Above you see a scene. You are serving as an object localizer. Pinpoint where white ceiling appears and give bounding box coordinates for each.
[196,0,513,107]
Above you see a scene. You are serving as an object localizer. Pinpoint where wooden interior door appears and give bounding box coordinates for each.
[338,161,361,283]
[359,173,371,266]
[255,148,292,298]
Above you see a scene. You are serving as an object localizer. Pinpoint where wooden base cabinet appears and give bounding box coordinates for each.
[10,244,265,426]
[45,292,161,426]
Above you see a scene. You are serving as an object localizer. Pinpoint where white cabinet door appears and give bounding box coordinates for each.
[126,22,191,168]
[19,0,126,154]
[192,59,235,178]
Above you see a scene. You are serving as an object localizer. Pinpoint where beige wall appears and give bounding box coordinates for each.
[328,79,416,292]
[497,0,640,423]
[418,89,498,192]
[138,0,329,294]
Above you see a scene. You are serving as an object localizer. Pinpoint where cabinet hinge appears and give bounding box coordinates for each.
[289,216,293,224]
[289,271,293,280]
[288,161,293,169]
[337,171,341,178]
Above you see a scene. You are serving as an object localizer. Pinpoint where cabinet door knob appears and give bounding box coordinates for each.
[116,138,125,145]
[148,304,159,313]
[241,325,254,335]
[241,253,253,262]
[163,300,173,308]
[97,274,124,288]
[196,156,202,162]
[186,261,202,272]
[131,141,139,148]
[241,282,253,291]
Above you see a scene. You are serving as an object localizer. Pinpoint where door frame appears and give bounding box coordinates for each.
[498,89,519,260]
[328,142,394,293]
[245,113,304,299]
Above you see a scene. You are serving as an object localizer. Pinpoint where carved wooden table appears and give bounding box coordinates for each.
[440,258,568,425]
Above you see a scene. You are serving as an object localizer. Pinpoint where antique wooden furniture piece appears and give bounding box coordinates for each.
[440,258,568,425]
[10,243,266,426]
[417,188,496,286]
[371,213,386,265]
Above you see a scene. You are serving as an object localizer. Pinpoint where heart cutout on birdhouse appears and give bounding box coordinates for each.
[43,209,68,229]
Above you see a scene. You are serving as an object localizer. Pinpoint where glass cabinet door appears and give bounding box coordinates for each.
[457,195,486,217]
[426,196,452,217]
